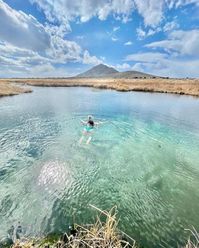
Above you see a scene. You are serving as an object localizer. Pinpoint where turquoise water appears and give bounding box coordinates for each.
[0,87,199,247]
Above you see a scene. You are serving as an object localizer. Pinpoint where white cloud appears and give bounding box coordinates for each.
[146,29,199,56]
[134,0,164,27]
[24,0,199,32]
[131,54,199,78]
[108,25,120,42]
[0,39,101,77]
[136,20,178,40]
[147,28,160,36]
[32,0,189,28]
[113,26,120,32]
[166,0,199,9]
[28,64,80,77]
[76,35,84,40]
[0,41,50,67]
[143,0,196,24]
[0,0,103,77]
[163,20,179,32]
[0,41,84,77]
[136,27,146,39]
[124,41,133,45]
[134,0,198,28]
[115,63,131,70]
[0,62,80,78]
[29,0,199,31]
[120,54,199,77]
[125,28,199,77]
[0,43,50,77]
[30,0,135,28]
[136,27,161,39]
[0,1,83,64]
[0,0,51,51]
[125,52,167,62]
[82,50,102,65]
[46,34,82,63]
[1,0,199,78]
[111,37,118,42]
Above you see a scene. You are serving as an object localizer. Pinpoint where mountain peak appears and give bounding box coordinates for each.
[93,63,114,69]
[76,63,157,79]
[77,64,118,78]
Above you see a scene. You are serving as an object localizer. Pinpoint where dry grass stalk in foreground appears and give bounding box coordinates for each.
[12,205,136,248]
[184,228,199,248]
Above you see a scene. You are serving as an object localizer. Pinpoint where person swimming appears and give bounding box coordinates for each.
[79,115,102,145]
[84,116,95,132]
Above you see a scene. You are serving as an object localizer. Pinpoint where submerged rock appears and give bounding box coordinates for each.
[1,222,24,247]
[0,236,14,247]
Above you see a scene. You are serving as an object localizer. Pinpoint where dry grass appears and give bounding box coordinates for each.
[0,80,32,97]
[2,77,199,97]
[184,228,199,248]
[12,205,136,248]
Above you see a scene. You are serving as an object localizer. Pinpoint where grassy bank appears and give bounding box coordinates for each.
[1,78,199,97]
[0,80,32,97]
[9,206,136,248]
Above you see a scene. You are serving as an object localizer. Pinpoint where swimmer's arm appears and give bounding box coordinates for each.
[95,121,107,126]
[81,120,87,125]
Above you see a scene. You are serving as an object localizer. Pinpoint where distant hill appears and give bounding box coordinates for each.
[77,64,118,78]
[111,70,157,79]
[76,64,157,78]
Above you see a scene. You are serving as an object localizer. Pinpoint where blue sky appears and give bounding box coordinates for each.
[0,0,199,78]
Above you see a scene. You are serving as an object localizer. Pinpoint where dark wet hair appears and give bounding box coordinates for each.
[88,120,94,126]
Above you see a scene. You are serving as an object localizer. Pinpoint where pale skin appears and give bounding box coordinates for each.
[79,117,104,145]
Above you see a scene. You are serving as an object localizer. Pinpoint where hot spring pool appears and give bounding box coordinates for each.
[0,86,199,247]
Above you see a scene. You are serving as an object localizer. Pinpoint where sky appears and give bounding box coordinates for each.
[0,0,199,78]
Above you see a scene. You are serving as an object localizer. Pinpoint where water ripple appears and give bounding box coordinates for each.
[1,88,199,247]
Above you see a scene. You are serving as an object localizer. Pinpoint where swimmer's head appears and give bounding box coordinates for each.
[88,115,93,120]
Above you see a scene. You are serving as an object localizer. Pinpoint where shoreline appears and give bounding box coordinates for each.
[0,78,199,97]
[2,205,197,248]
[0,81,32,97]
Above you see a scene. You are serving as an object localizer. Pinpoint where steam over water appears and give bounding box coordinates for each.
[0,87,199,247]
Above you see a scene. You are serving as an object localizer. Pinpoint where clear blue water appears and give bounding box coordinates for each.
[0,87,199,247]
